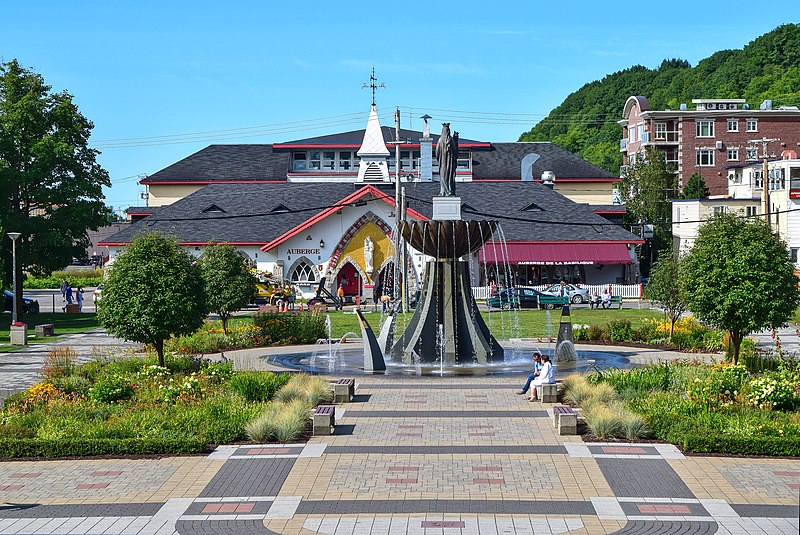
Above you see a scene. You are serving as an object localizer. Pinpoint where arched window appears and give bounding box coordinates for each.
[291,262,315,284]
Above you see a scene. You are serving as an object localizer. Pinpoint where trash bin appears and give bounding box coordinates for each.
[10,322,28,345]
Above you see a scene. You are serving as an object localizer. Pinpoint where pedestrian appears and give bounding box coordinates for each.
[76,287,84,311]
[63,283,73,311]
[380,292,391,313]
[559,280,567,297]
[60,279,68,302]
[516,352,544,396]
[336,285,345,311]
[288,286,296,311]
[528,354,555,402]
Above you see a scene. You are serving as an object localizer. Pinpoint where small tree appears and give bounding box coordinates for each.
[199,243,257,334]
[682,213,800,364]
[680,173,710,199]
[98,233,206,366]
[644,248,686,339]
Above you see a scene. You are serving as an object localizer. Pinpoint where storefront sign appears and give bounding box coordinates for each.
[287,248,320,255]
[519,261,595,265]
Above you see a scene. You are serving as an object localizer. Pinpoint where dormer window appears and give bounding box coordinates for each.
[270,204,290,213]
[292,150,358,172]
[202,204,226,214]
[521,202,544,212]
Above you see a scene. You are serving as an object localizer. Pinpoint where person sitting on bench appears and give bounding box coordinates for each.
[516,352,543,396]
[600,289,611,309]
[590,292,601,309]
[529,355,555,401]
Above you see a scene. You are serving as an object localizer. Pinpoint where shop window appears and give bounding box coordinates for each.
[291,262,316,285]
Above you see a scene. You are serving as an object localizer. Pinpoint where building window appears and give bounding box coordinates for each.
[746,119,758,132]
[727,148,739,161]
[696,149,715,167]
[712,205,729,215]
[792,248,799,264]
[290,261,316,285]
[629,126,636,143]
[696,120,715,138]
[654,122,667,140]
[746,148,758,161]
[769,168,786,190]
[745,205,758,218]
[727,119,739,132]
[675,207,681,226]
[456,151,471,171]
[637,124,644,142]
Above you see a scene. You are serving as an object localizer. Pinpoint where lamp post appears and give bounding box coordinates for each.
[7,232,21,324]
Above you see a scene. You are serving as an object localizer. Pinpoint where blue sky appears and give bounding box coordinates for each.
[1,1,796,212]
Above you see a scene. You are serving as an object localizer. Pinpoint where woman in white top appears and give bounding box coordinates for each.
[529,355,555,401]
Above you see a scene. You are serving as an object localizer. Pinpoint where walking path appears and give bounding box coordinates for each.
[1,372,798,534]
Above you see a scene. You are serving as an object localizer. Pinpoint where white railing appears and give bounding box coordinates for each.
[471,284,642,300]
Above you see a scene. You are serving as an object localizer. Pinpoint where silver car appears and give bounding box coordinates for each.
[540,283,590,304]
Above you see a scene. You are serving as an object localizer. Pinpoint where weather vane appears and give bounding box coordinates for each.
[361,67,385,107]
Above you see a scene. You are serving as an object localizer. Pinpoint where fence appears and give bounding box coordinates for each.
[471,284,642,300]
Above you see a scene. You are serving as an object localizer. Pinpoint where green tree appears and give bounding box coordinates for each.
[98,233,206,366]
[199,243,257,334]
[681,213,800,364]
[644,249,686,339]
[0,59,110,316]
[680,173,710,199]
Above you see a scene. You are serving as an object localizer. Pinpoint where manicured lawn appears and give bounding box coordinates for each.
[0,312,100,352]
[326,307,664,339]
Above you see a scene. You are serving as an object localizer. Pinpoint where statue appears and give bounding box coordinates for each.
[436,123,459,197]
[364,236,374,276]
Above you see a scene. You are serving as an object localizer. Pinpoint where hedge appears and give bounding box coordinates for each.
[682,435,800,457]
[24,276,103,289]
[0,437,209,458]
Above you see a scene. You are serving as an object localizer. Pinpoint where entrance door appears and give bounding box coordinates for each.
[336,263,360,296]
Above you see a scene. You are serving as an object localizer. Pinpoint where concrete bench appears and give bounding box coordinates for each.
[312,405,335,436]
[538,383,559,403]
[333,378,355,403]
[35,323,55,337]
[553,405,577,435]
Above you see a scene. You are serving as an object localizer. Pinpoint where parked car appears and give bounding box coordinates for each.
[93,284,103,303]
[540,283,590,304]
[3,290,40,314]
[487,287,544,309]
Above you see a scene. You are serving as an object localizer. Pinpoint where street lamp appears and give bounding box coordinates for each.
[6,232,21,324]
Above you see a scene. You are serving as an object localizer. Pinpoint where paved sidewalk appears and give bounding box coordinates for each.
[1,373,798,534]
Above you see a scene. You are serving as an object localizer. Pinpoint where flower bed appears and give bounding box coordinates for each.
[573,317,725,352]
[584,359,800,456]
[0,348,329,458]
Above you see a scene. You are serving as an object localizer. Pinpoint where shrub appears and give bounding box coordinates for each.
[702,330,724,351]
[616,404,649,440]
[687,364,749,407]
[303,377,334,406]
[682,435,800,457]
[746,372,799,411]
[274,399,311,442]
[159,374,203,404]
[563,376,592,405]
[583,403,621,439]
[245,404,281,442]
[608,319,632,342]
[631,322,657,343]
[572,324,590,341]
[229,372,291,402]
[0,438,208,458]
[23,269,104,290]
[587,324,605,341]
[274,375,312,403]
[75,360,104,381]
[253,312,326,345]
[89,375,135,404]
[589,364,671,392]
[41,347,78,379]
[50,376,92,397]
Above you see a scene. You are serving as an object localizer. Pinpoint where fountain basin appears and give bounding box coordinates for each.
[266,344,630,376]
[400,220,499,258]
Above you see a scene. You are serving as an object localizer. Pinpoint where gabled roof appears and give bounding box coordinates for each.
[141,144,288,184]
[102,182,640,247]
[472,143,617,180]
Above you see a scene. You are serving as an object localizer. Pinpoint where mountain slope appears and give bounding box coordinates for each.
[519,24,800,174]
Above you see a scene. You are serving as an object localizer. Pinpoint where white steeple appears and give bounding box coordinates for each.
[357,105,390,182]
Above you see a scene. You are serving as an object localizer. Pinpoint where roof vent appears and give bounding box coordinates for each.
[270,204,290,213]
[679,103,687,111]
[743,103,750,110]
[461,203,477,213]
[202,204,226,214]
[521,202,543,212]
[760,99,773,110]
[520,152,540,181]
[541,171,555,189]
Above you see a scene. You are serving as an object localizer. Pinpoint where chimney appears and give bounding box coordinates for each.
[541,171,555,189]
[419,114,433,182]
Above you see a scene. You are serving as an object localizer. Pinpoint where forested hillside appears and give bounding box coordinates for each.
[519,23,800,174]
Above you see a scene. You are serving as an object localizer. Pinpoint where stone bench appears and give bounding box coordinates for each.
[333,378,355,403]
[553,405,577,435]
[537,383,559,403]
[312,405,335,436]
[35,323,55,337]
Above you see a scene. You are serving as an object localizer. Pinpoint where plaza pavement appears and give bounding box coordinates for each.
[1,368,799,534]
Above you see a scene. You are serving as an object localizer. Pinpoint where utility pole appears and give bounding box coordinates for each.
[387,107,410,312]
[748,136,779,226]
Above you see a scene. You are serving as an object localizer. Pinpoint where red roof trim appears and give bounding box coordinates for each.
[472,178,620,183]
[593,209,626,214]
[261,185,427,252]
[140,180,287,185]
[273,142,492,150]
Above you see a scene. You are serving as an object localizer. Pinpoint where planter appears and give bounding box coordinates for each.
[10,324,28,345]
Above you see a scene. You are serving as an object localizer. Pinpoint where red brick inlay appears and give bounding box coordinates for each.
[467,424,493,429]
[405,401,427,404]
[464,394,488,398]
[774,471,800,477]
[10,472,41,478]
[386,478,418,484]
[247,448,291,455]
[395,433,423,437]
[473,478,505,484]
[91,470,123,477]
[602,446,647,454]
[389,467,420,472]
[0,485,23,491]
[421,521,466,528]
[76,483,109,489]
[202,503,255,513]
[397,425,423,429]
[472,466,503,472]
[637,504,692,514]
[789,483,800,490]
[468,432,495,436]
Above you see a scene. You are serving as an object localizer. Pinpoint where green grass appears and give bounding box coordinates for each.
[0,313,100,352]
[325,307,663,340]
